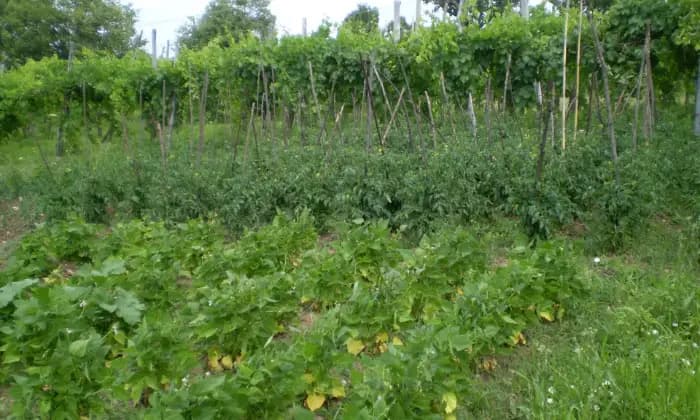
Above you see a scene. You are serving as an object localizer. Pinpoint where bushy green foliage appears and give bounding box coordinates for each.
[0,214,585,418]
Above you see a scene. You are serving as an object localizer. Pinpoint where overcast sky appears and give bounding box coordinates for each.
[127,0,429,56]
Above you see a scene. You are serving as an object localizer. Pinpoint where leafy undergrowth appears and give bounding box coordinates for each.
[458,218,700,419]
[0,213,586,419]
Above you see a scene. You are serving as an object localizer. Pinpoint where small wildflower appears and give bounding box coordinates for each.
[66,328,73,334]
[208,300,213,307]
[602,380,611,387]
[672,322,679,328]
[594,404,600,412]
[182,376,189,384]
[691,370,696,376]
[79,300,87,308]
[692,342,698,349]
[11,206,19,212]
[651,329,659,336]
[682,358,691,367]
[593,257,601,264]
[546,398,554,404]
[205,371,211,376]
[548,386,555,394]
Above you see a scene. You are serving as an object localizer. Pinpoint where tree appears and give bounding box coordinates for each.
[0,0,141,68]
[178,0,275,49]
[341,4,380,35]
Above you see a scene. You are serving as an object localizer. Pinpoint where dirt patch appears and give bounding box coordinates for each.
[299,309,318,331]
[491,255,510,268]
[318,232,338,255]
[0,199,28,244]
[561,220,588,237]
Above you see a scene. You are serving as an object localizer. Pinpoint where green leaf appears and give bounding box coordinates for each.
[69,338,90,357]
[0,279,39,308]
[114,288,145,325]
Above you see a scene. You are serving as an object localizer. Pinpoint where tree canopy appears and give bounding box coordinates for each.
[340,4,380,35]
[0,0,140,68]
[177,0,276,49]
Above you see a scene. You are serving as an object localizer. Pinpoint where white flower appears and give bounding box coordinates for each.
[682,358,691,367]
[208,300,213,307]
[11,206,19,212]
[672,322,678,328]
[79,300,87,308]
[692,342,698,349]
[691,370,696,376]
[548,386,555,394]
[602,380,611,387]
[546,398,554,404]
[182,376,189,383]
[205,371,211,376]
[651,329,659,336]
[593,404,600,412]
[65,328,73,334]
[593,257,601,264]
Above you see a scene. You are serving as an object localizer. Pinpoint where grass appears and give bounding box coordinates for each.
[461,218,700,419]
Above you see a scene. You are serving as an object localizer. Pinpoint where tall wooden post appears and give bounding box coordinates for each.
[151,29,157,69]
[393,1,401,43]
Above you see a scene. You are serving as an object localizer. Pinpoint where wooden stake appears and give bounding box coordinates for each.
[381,88,405,147]
[573,0,583,142]
[562,0,570,151]
[632,45,646,150]
[467,92,477,140]
[503,53,512,112]
[588,6,619,183]
[425,91,437,148]
[307,61,325,144]
[196,71,209,167]
[244,102,256,162]
[440,72,457,139]
[485,75,492,143]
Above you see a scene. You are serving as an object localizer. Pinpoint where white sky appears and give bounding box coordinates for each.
[126,0,427,56]
[126,1,544,56]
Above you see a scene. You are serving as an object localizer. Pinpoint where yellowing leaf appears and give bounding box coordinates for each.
[220,355,233,370]
[511,331,527,346]
[378,342,388,353]
[480,357,498,372]
[306,393,326,411]
[346,338,365,356]
[539,311,554,322]
[456,288,464,296]
[375,332,389,343]
[300,296,311,304]
[392,336,404,346]
[446,415,457,420]
[331,385,346,398]
[208,355,223,373]
[302,373,315,384]
[442,392,458,414]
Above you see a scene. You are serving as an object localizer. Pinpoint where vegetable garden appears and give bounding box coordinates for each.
[1,0,699,418]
